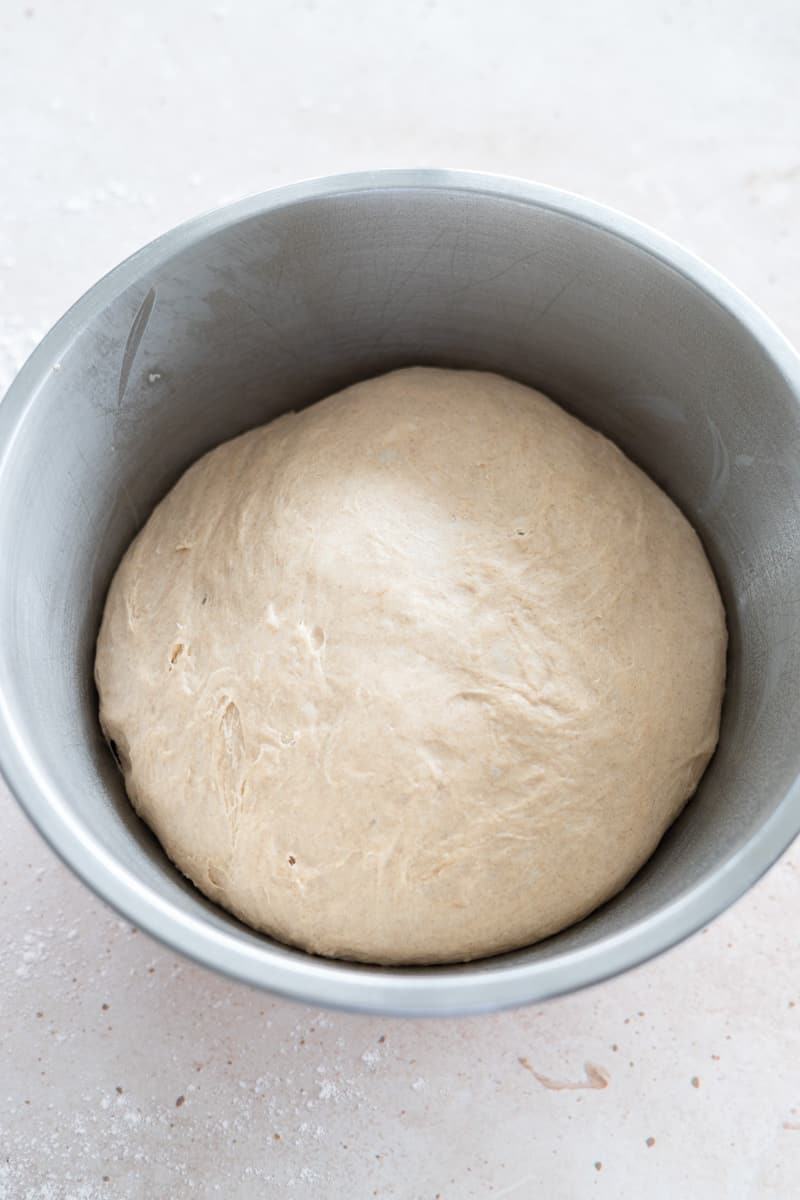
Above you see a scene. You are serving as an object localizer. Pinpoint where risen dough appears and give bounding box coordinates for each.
[95,368,726,964]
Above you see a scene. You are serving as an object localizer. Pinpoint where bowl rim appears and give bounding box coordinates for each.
[2,167,800,1016]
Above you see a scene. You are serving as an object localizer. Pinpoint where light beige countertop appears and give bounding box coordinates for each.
[2,2,800,1196]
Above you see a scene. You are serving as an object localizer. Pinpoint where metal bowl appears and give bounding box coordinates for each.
[2,170,799,1015]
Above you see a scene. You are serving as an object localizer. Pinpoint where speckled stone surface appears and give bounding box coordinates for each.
[2,2,800,1196]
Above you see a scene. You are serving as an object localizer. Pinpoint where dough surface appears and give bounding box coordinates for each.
[95,368,727,964]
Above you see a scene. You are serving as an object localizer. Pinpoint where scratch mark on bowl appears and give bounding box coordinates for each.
[118,286,156,407]
[698,414,731,518]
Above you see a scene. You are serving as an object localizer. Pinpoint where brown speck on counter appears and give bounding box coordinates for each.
[378,1035,386,1044]
[36,1011,43,1019]
[611,1044,618,1052]
[594,1161,602,1171]
[175,1095,185,1108]
[646,1137,655,1148]
[101,1003,109,1011]
[691,1076,700,1089]
[274,1132,281,1141]
[519,1057,609,1090]
[115,1086,123,1094]
[102,1177,110,1184]
[711,1054,720,1061]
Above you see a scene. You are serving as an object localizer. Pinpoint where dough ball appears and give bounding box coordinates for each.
[95,368,726,964]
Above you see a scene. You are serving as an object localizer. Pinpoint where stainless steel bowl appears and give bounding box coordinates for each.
[2,170,800,1015]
